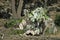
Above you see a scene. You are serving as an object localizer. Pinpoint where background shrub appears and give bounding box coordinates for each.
[54,14,60,26]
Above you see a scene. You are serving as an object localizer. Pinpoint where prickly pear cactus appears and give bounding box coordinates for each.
[28,7,49,22]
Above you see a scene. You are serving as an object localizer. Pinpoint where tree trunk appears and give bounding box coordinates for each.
[11,0,23,19]
[17,0,23,19]
[11,0,18,19]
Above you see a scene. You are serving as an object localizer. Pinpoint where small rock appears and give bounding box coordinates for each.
[34,28,40,35]
[19,23,23,30]
[19,20,27,30]
[24,30,35,36]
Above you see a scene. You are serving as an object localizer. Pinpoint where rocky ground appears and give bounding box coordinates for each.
[0,19,60,40]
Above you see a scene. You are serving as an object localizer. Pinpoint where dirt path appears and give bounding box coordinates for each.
[2,35,60,40]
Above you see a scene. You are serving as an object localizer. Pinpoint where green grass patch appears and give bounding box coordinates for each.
[4,19,22,28]
[10,29,25,35]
